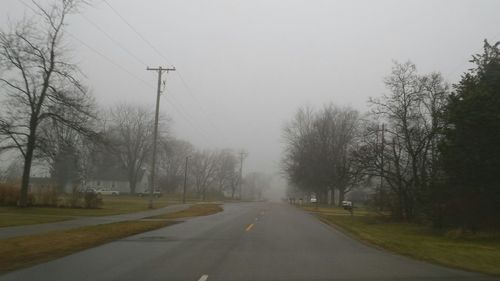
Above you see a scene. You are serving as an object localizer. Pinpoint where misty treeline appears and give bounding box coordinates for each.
[283,41,500,230]
[0,0,268,206]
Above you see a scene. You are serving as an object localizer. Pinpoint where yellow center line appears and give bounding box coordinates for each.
[245,223,254,232]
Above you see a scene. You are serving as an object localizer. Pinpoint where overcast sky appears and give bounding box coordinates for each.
[2,0,500,178]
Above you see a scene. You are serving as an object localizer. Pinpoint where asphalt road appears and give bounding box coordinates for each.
[1,202,497,281]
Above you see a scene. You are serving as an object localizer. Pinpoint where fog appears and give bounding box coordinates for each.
[2,0,500,198]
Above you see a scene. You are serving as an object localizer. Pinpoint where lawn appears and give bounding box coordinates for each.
[0,195,176,228]
[303,206,500,276]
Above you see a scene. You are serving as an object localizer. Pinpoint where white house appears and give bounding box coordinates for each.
[86,166,149,194]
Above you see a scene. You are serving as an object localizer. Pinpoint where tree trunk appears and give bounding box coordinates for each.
[19,132,36,207]
[329,187,335,206]
[338,188,345,206]
[129,176,137,194]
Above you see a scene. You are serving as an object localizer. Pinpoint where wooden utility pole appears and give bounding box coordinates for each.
[380,123,385,189]
[238,151,248,200]
[183,156,189,204]
[146,66,175,209]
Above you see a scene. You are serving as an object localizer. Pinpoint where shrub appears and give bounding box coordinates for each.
[0,183,34,206]
[84,192,102,209]
[67,190,84,208]
[32,186,58,206]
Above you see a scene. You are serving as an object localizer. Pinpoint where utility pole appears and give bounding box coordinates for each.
[146,66,175,209]
[378,123,385,210]
[380,123,385,189]
[238,151,247,200]
[182,156,189,204]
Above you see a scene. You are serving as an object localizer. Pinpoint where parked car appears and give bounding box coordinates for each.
[137,189,162,198]
[341,200,353,208]
[79,188,97,194]
[310,196,317,203]
[96,189,120,196]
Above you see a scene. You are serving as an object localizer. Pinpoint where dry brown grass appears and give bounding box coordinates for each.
[0,220,176,273]
[306,206,500,276]
[0,203,224,273]
[150,203,223,220]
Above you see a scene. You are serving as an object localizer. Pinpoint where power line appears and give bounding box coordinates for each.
[164,95,215,139]
[96,0,226,143]
[100,0,230,140]
[76,11,207,134]
[175,71,228,136]
[20,0,227,146]
[69,32,211,140]
[67,23,216,141]
[21,0,150,86]
[67,33,153,88]
[101,0,173,67]
[79,13,148,67]
[23,1,215,142]
[19,0,151,87]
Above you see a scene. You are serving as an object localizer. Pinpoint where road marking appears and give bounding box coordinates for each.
[245,223,254,232]
[198,274,208,281]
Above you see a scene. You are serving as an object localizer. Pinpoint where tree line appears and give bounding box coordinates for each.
[0,0,269,206]
[282,41,500,230]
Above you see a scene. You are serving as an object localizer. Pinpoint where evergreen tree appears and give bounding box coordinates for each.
[440,40,500,229]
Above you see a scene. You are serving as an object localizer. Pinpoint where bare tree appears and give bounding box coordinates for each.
[0,0,94,206]
[282,105,361,205]
[228,170,240,199]
[190,150,219,201]
[106,104,162,194]
[157,138,194,193]
[243,172,272,201]
[35,109,99,193]
[0,158,24,183]
[214,149,238,196]
[362,61,449,220]
[313,105,361,205]
[282,106,320,199]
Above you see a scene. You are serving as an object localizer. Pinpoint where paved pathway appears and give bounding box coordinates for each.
[0,204,190,239]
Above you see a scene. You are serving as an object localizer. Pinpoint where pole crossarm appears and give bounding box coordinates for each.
[146,66,176,72]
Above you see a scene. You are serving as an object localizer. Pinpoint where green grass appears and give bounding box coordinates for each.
[0,219,177,273]
[303,206,500,276]
[0,195,177,227]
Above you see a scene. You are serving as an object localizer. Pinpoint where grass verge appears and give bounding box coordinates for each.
[0,220,177,273]
[304,206,500,276]
[0,203,224,273]
[0,195,175,227]
[0,213,73,228]
[149,203,223,220]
